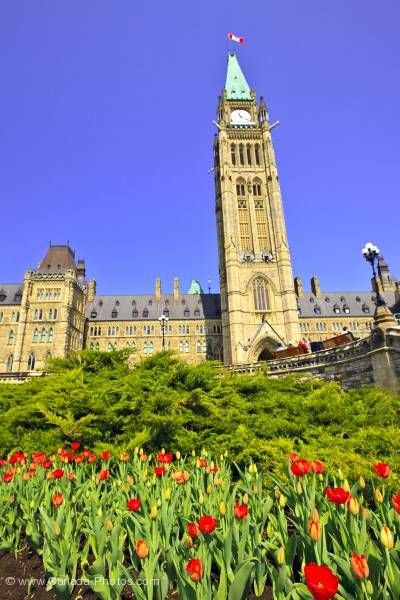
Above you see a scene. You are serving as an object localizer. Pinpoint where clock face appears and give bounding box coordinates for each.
[231,109,252,125]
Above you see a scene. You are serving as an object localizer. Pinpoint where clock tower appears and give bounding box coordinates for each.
[214,53,299,364]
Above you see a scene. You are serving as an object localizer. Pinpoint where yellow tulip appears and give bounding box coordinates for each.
[375,489,384,504]
[275,546,285,566]
[243,493,249,505]
[297,482,303,495]
[219,501,226,516]
[199,493,204,505]
[105,518,113,531]
[176,451,181,460]
[164,488,171,501]
[359,476,365,489]
[380,526,394,549]
[150,504,158,519]
[347,496,360,516]
[343,479,351,492]
[279,494,287,508]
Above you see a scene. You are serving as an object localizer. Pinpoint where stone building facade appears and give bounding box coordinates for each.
[1,53,399,375]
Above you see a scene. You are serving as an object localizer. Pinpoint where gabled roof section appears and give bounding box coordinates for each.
[37,245,77,274]
[225,53,252,100]
[0,283,24,305]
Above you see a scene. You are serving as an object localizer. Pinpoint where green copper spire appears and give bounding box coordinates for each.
[188,280,204,294]
[225,53,252,100]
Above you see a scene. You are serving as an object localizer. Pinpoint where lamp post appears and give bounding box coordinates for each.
[158,314,169,350]
[362,242,385,307]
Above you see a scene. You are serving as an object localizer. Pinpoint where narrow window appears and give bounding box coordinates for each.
[8,330,15,344]
[231,144,236,166]
[27,353,35,371]
[255,144,261,166]
[246,144,252,165]
[185,341,189,353]
[179,341,183,352]
[239,144,244,165]
[6,354,13,372]
[40,328,46,343]
[33,328,39,342]
[253,277,269,311]
[48,328,53,343]
[197,341,201,353]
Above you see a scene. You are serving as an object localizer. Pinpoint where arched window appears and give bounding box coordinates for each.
[95,342,99,350]
[253,278,270,311]
[48,328,53,343]
[6,354,13,372]
[40,328,46,343]
[143,342,148,354]
[252,180,262,196]
[255,144,261,166]
[239,144,244,165]
[54,309,58,320]
[39,309,43,320]
[200,325,203,334]
[108,326,111,336]
[179,341,183,352]
[106,343,114,352]
[185,341,189,353]
[27,353,35,371]
[49,309,53,320]
[246,144,252,165]
[236,178,252,251]
[231,143,236,165]
[33,329,39,342]
[149,341,154,354]
[197,340,201,353]
[203,341,207,353]
[8,330,15,344]
[90,342,94,349]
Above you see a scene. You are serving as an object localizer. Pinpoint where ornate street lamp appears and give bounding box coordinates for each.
[362,242,385,307]
[158,314,169,350]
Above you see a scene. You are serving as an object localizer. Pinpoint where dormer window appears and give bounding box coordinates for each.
[356,296,361,303]
[142,309,149,318]
[333,304,341,314]
[132,299,136,306]
[0,290,6,302]
[98,300,103,306]
[194,308,200,317]
[163,309,169,317]
[90,310,97,318]
[111,309,118,319]
[14,290,22,302]
[343,304,350,314]
[184,308,190,317]
[362,303,370,314]
[132,309,138,318]
[181,299,186,305]
[115,300,120,306]
[309,297,315,303]
[340,296,346,303]
[148,299,153,306]
[314,305,321,315]
[325,297,330,303]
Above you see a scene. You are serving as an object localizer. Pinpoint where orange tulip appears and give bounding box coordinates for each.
[135,539,149,559]
[308,520,321,542]
[351,553,369,579]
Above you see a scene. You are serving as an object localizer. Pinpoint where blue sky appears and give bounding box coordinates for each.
[1,1,399,294]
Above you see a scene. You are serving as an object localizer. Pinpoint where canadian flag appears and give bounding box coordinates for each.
[227,32,245,44]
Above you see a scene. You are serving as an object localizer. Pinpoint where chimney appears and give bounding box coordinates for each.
[294,276,304,298]
[173,277,180,300]
[155,277,162,301]
[88,279,96,303]
[311,276,321,297]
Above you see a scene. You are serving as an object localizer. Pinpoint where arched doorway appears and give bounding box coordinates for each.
[258,347,274,361]
[249,336,280,362]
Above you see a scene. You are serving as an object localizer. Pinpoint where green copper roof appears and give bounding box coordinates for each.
[225,53,252,100]
[188,280,204,294]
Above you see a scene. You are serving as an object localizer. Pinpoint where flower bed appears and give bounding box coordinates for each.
[0,446,399,599]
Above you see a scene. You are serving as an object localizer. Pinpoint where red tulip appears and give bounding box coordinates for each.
[310,460,325,474]
[392,493,400,514]
[42,460,52,469]
[101,450,110,461]
[88,454,97,463]
[291,459,311,477]
[351,553,369,579]
[198,458,207,468]
[51,469,64,479]
[198,515,217,535]
[187,522,200,538]
[234,502,249,519]
[32,452,47,464]
[289,453,300,463]
[52,492,64,507]
[9,451,26,464]
[186,558,203,582]
[127,498,141,512]
[326,487,350,505]
[98,469,109,481]
[304,563,339,600]
[154,466,167,477]
[373,463,391,479]
[156,452,173,463]
[71,442,81,451]
[2,472,14,483]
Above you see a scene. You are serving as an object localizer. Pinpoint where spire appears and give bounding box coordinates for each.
[225,53,252,100]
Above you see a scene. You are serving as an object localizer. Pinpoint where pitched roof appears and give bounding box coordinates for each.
[86,293,221,321]
[37,245,77,274]
[0,283,24,305]
[297,290,397,318]
[225,53,252,100]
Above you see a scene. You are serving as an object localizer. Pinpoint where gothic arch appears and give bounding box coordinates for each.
[246,273,276,313]
[248,336,280,363]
